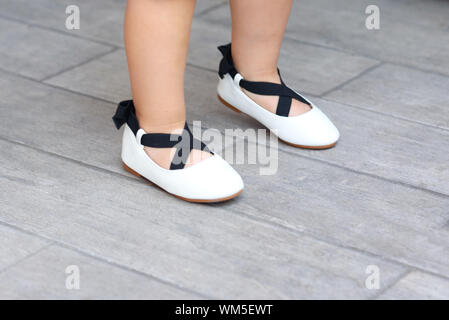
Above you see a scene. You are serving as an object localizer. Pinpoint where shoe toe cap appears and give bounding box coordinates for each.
[279,106,340,147]
[175,155,244,201]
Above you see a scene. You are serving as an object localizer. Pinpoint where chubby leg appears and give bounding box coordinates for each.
[124,0,210,168]
[230,0,310,116]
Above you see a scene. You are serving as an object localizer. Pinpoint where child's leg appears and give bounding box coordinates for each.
[230,0,310,116]
[124,0,209,168]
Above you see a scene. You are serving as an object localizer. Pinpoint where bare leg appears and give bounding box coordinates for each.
[230,0,310,116]
[124,0,210,169]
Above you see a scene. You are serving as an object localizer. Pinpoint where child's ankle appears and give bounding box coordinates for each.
[137,118,186,134]
[238,68,280,83]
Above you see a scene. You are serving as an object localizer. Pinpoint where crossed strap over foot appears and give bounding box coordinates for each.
[113,100,212,170]
[218,43,311,117]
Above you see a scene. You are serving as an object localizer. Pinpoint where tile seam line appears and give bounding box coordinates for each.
[0,220,213,299]
[318,61,384,97]
[0,242,55,276]
[285,36,449,79]
[40,47,119,82]
[1,138,449,282]
[280,148,449,199]
[291,35,449,78]
[0,66,117,105]
[319,96,449,133]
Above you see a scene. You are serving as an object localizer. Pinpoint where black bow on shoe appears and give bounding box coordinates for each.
[218,43,238,79]
[112,100,140,134]
[112,100,134,130]
[112,99,212,170]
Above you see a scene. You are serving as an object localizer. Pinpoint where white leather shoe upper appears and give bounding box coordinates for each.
[122,124,244,201]
[218,73,339,147]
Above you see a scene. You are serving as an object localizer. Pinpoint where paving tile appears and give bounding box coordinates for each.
[377,271,449,300]
[34,6,377,97]
[377,0,449,30]
[291,97,449,196]
[4,0,448,78]
[0,0,126,46]
[0,224,50,271]
[285,0,449,75]
[45,49,130,103]
[0,0,228,47]
[195,0,227,16]
[202,0,449,31]
[46,40,377,105]
[325,64,449,130]
[202,0,449,76]
[221,141,449,279]
[0,244,199,299]
[188,19,379,95]
[0,17,112,80]
[0,70,123,174]
[0,140,407,299]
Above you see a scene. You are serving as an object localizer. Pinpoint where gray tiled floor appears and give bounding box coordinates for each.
[0,0,448,299]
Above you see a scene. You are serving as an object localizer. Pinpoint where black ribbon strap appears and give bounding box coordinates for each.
[166,124,211,170]
[217,43,311,117]
[113,100,211,170]
[239,79,311,117]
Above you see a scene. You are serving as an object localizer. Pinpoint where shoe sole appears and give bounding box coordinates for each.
[217,94,337,150]
[122,162,243,203]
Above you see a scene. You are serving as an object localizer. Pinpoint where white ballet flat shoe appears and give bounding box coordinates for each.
[113,100,244,203]
[216,43,340,149]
